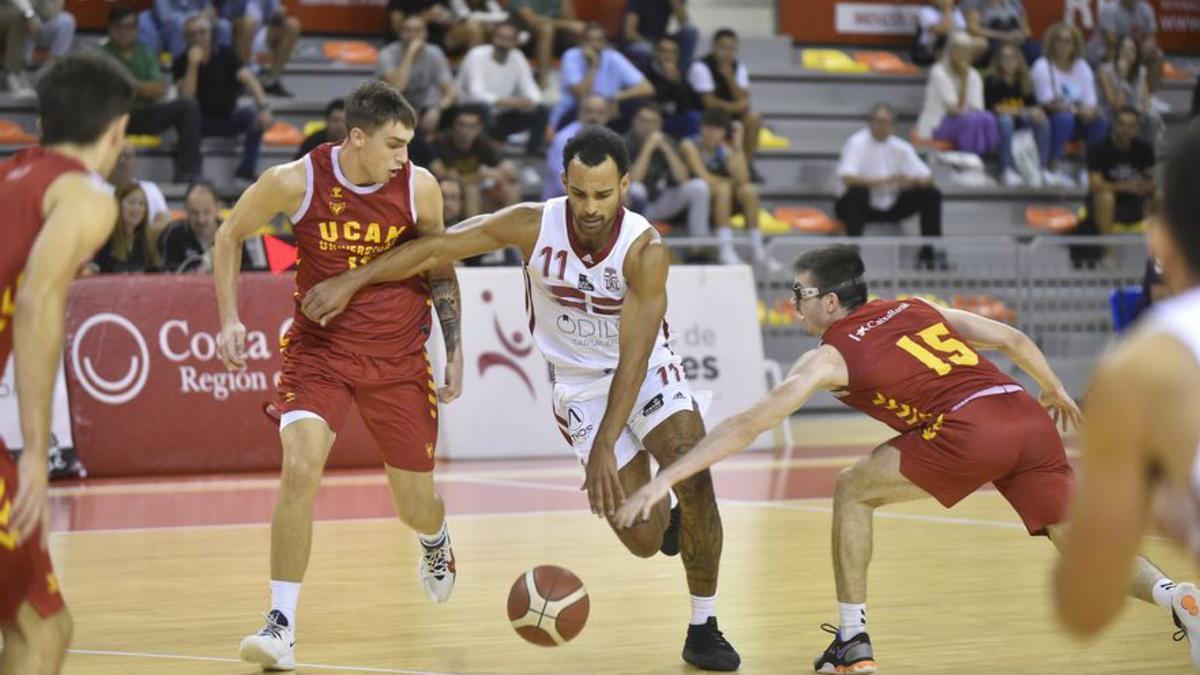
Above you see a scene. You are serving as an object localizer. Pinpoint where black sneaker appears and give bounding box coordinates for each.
[682,617,740,671]
[660,504,681,556]
[813,623,877,674]
[263,79,294,97]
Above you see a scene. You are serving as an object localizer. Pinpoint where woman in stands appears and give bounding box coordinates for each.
[984,43,1050,187]
[1097,35,1164,148]
[917,32,999,159]
[1031,22,1107,187]
[93,183,162,274]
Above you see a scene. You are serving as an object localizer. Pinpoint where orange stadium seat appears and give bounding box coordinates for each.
[0,119,35,144]
[1163,61,1191,81]
[322,40,379,65]
[264,121,304,146]
[1025,206,1079,233]
[773,206,842,234]
[854,51,920,76]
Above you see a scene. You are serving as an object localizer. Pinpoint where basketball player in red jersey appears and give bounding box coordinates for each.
[1056,126,1200,668]
[213,80,464,671]
[616,243,1193,673]
[301,126,741,671]
[0,55,132,674]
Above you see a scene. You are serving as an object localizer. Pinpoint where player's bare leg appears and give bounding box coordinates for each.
[820,443,931,674]
[605,451,670,558]
[1047,524,1200,666]
[0,602,72,675]
[643,409,740,672]
[240,418,335,671]
[385,465,456,603]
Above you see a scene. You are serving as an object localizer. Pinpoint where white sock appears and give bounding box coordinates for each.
[749,228,766,261]
[1152,578,1177,610]
[418,520,448,548]
[270,580,300,629]
[839,602,867,639]
[690,593,717,625]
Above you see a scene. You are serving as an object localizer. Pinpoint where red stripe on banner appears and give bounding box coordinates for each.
[591,296,623,307]
[549,285,586,299]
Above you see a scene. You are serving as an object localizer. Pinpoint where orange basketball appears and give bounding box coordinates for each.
[507,565,589,647]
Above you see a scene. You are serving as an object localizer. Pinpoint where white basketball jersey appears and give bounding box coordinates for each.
[525,197,674,377]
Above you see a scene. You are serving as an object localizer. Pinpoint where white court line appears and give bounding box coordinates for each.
[67,648,456,674]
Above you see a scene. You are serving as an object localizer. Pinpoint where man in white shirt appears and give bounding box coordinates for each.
[456,20,548,154]
[835,104,945,267]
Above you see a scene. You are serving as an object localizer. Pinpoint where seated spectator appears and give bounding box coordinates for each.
[388,0,483,58]
[456,20,547,154]
[378,15,456,136]
[506,0,584,87]
[1097,35,1163,147]
[101,5,203,183]
[1084,106,1155,234]
[621,0,697,71]
[681,108,762,265]
[221,0,301,97]
[962,0,1037,67]
[835,104,944,267]
[20,0,76,70]
[641,35,701,138]
[0,0,74,96]
[106,144,172,243]
[1031,22,1107,187]
[552,22,654,132]
[1086,0,1163,91]
[624,104,710,246]
[984,43,1050,187]
[161,181,264,272]
[174,14,272,183]
[688,28,761,180]
[914,0,976,66]
[545,93,611,199]
[917,32,998,158]
[94,183,163,274]
[296,99,347,159]
[138,0,232,57]
[441,175,464,227]
[436,105,518,217]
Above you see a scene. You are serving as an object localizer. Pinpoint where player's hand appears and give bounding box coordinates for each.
[614,476,670,529]
[438,345,463,403]
[187,43,204,65]
[10,448,48,548]
[582,443,624,518]
[1039,386,1083,433]
[301,275,357,326]
[217,320,248,371]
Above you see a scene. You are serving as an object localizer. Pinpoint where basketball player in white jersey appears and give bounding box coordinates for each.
[1055,122,1200,669]
[300,125,740,670]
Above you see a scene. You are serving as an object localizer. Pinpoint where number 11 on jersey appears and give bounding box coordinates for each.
[895,322,979,376]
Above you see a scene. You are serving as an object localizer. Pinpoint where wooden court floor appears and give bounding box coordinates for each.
[29,417,1200,674]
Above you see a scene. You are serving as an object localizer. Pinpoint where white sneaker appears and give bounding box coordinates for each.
[418,530,456,603]
[1172,583,1200,670]
[1002,168,1024,188]
[5,73,33,99]
[1042,170,1075,188]
[718,246,743,266]
[239,610,295,671]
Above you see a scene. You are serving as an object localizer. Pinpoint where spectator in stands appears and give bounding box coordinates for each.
[103,5,203,183]
[1032,22,1106,187]
[388,0,484,58]
[985,43,1050,187]
[624,104,711,249]
[378,15,456,136]
[1085,0,1163,90]
[0,0,73,97]
[94,183,163,273]
[506,0,584,87]
[914,0,981,66]
[554,22,654,133]
[545,93,610,199]
[174,14,271,183]
[222,0,301,97]
[961,0,1037,66]
[138,0,232,58]
[1097,35,1163,147]
[688,28,762,181]
[296,98,346,159]
[457,20,547,154]
[107,144,172,241]
[641,35,701,138]
[621,0,697,71]
[441,175,463,226]
[917,32,998,158]
[835,103,944,266]
[1084,106,1155,235]
[681,108,763,266]
[161,181,220,272]
[436,105,518,217]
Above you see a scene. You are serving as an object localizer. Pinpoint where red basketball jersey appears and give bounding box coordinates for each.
[288,143,431,357]
[821,299,1018,436]
[0,147,91,366]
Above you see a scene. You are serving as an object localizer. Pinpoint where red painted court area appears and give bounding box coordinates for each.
[45,445,870,533]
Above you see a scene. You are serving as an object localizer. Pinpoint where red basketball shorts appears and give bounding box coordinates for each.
[0,445,64,622]
[891,389,1073,536]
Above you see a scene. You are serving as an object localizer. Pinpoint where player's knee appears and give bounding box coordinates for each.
[279,451,323,491]
[834,467,865,501]
[621,527,662,558]
[673,470,715,504]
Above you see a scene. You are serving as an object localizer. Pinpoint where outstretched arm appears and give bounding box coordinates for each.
[412,167,464,403]
[301,201,542,325]
[613,345,848,527]
[10,175,117,546]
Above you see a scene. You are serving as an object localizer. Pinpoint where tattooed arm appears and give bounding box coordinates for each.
[415,167,464,402]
